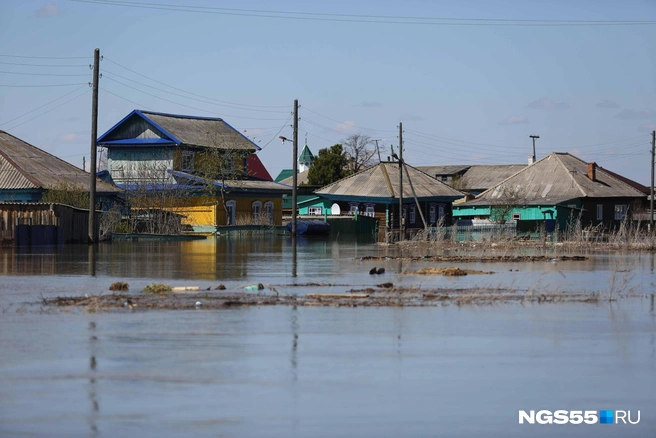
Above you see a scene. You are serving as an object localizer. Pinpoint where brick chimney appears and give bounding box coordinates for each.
[587,162,597,181]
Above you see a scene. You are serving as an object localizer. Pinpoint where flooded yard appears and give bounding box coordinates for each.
[0,235,655,437]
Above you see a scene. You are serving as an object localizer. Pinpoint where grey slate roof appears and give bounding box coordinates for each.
[418,164,526,192]
[141,111,257,151]
[462,152,646,206]
[0,131,120,193]
[316,162,465,200]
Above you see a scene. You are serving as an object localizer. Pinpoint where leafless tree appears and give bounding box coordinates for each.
[342,134,376,173]
[489,185,527,224]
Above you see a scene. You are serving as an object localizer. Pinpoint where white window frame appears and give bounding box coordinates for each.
[226,200,236,225]
[512,213,521,221]
[596,204,603,221]
[409,205,416,224]
[438,204,446,219]
[308,206,323,215]
[364,204,375,217]
[349,203,359,215]
[264,201,274,225]
[182,151,195,172]
[614,204,628,220]
[252,200,262,224]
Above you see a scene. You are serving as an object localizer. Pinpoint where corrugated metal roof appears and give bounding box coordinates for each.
[142,111,257,151]
[462,152,646,206]
[316,162,465,199]
[417,164,526,191]
[0,131,120,193]
[418,165,470,176]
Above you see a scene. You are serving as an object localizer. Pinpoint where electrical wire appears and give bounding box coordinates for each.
[102,70,288,113]
[0,82,89,87]
[258,115,293,151]
[102,75,290,121]
[0,54,89,59]
[101,86,158,111]
[71,0,656,26]
[0,61,89,67]
[0,84,89,127]
[303,106,396,133]
[3,88,90,131]
[0,70,90,77]
[103,57,288,109]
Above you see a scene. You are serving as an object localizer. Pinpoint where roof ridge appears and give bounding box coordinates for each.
[406,162,466,195]
[317,162,376,191]
[139,110,224,121]
[472,153,555,199]
[553,153,588,197]
[0,131,52,188]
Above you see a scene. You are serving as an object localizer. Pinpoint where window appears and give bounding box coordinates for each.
[182,151,195,172]
[438,204,446,220]
[512,213,521,220]
[429,204,437,225]
[349,203,359,215]
[614,204,628,220]
[441,175,448,182]
[264,201,274,225]
[364,204,375,217]
[596,204,603,221]
[409,205,416,224]
[252,201,262,224]
[225,200,236,225]
[308,206,323,215]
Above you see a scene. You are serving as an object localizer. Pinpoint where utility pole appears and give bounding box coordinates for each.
[83,156,86,172]
[374,139,382,163]
[88,48,100,244]
[399,122,404,241]
[529,135,539,164]
[651,130,655,234]
[292,99,299,236]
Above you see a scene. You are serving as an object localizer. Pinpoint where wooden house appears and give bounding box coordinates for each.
[315,161,466,240]
[452,152,648,231]
[97,110,289,231]
[418,164,526,195]
[0,130,120,204]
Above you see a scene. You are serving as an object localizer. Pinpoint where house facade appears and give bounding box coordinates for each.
[315,161,465,241]
[453,152,648,231]
[97,110,289,231]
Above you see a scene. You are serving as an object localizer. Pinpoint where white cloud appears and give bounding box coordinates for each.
[499,114,528,125]
[616,109,654,120]
[595,100,619,109]
[36,3,60,17]
[527,97,569,110]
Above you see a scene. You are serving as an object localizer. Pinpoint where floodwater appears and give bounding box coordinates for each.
[0,235,654,437]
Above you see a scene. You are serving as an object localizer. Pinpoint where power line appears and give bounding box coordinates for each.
[103,57,288,109]
[0,54,89,59]
[0,84,88,127]
[103,75,289,121]
[303,106,396,132]
[101,86,158,111]
[0,82,89,87]
[0,61,89,67]
[4,88,90,131]
[71,0,656,26]
[0,70,89,77]
[258,115,293,151]
[102,71,288,113]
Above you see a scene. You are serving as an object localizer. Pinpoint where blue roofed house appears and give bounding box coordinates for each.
[97,110,290,232]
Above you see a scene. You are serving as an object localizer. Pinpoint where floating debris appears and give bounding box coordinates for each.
[244,283,264,291]
[109,282,129,291]
[215,284,227,290]
[171,286,200,292]
[143,283,172,294]
[405,267,494,276]
[377,282,394,288]
[195,301,202,307]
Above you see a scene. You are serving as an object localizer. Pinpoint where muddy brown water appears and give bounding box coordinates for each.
[0,236,655,437]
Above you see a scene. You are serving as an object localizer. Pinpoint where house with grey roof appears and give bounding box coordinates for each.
[0,130,120,203]
[97,110,290,231]
[316,161,466,240]
[452,152,648,231]
[418,164,526,194]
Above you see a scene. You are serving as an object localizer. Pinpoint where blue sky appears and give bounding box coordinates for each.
[1,0,655,183]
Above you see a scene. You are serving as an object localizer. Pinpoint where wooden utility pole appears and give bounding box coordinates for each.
[651,130,655,234]
[529,135,539,164]
[291,99,299,236]
[398,122,404,240]
[88,48,100,243]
